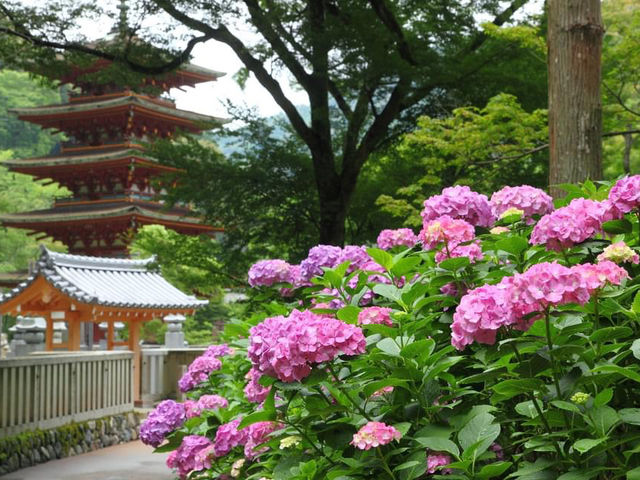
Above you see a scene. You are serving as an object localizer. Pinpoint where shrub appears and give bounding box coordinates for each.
[144,178,640,480]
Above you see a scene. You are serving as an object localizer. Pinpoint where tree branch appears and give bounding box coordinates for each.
[465,0,530,53]
[367,0,417,66]
[603,82,640,118]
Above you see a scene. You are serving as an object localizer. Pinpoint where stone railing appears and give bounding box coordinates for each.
[0,351,133,436]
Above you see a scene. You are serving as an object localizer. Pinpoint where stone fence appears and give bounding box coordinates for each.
[0,351,133,437]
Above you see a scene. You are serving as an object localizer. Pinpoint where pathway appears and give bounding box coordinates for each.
[0,440,175,480]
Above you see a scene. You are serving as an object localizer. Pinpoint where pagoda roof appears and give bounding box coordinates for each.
[10,94,227,127]
[0,246,207,310]
[3,148,165,170]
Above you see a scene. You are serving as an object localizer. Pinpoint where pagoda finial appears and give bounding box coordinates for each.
[118,0,129,38]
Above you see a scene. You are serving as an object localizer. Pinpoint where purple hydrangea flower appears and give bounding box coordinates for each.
[140,400,186,447]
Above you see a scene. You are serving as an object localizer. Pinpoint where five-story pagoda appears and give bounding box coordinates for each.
[1,59,225,256]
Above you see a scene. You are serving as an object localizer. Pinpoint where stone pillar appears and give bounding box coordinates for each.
[163,314,186,348]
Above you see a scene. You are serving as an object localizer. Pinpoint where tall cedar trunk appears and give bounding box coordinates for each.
[548,0,604,197]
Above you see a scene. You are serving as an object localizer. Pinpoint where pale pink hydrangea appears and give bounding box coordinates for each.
[166,435,214,478]
[300,245,343,281]
[214,419,249,457]
[244,421,281,459]
[530,198,608,251]
[248,259,295,287]
[572,261,629,293]
[350,422,402,450]
[421,185,495,227]
[178,355,222,392]
[490,185,553,224]
[244,367,271,404]
[597,242,639,265]
[339,245,372,273]
[358,307,393,326]
[377,228,418,250]
[186,395,228,418]
[248,309,366,382]
[608,175,640,214]
[419,215,475,250]
[427,452,453,474]
[140,400,186,447]
[490,226,510,234]
[434,242,483,264]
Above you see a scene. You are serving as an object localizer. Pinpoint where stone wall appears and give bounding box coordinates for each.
[0,411,144,475]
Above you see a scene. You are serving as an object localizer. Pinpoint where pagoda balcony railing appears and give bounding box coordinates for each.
[0,351,133,436]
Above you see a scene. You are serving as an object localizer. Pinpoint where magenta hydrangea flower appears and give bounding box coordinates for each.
[338,245,372,273]
[421,185,495,227]
[178,355,222,393]
[434,242,483,264]
[530,198,608,251]
[377,228,418,250]
[350,422,402,450]
[204,344,232,358]
[608,175,640,214]
[214,419,249,457]
[166,435,214,479]
[244,367,271,404]
[358,306,393,326]
[248,259,294,287]
[597,242,640,265]
[299,245,343,281]
[490,185,553,224]
[244,421,281,459]
[248,309,366,382]
[490,443,504,460]
[419,215,475,250]
[139,400,186,447]
[427,452,453,474]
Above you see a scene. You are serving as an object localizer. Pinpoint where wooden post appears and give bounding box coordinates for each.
[45,315,54,351]
[107,321,115,351]
[128,320,141,404]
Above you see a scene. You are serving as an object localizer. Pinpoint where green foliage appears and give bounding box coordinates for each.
[376,94,548,226]
[140,318,167,345]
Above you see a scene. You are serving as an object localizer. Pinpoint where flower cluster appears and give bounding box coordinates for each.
[452,261,629,349]
[530,198,609,250]
[427,452,453,474]
[244,422,280,459]
[213,419,249,457]
[339,245,371,273]
[184,395,229,419]
[248,259,295,287]
[350,422,402,450]
[248,309,366,382]
[377,228,418,250]
[358,306,393,326]
[140,400,186,447]
[435,241,484,264]
[166,435,214,479]
[419,215,475,250]
[490,185,553,224]
[421,185,495,227]
[597,241,639,264]
[608,175,640,214]
[178,354,222,393]
[299,245,343,281]
[244,367,271,404]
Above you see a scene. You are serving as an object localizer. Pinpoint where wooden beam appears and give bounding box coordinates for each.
[128,320,142,404]
[107,321,114,351]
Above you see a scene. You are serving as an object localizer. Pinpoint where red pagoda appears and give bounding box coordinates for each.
[1,60,226,256]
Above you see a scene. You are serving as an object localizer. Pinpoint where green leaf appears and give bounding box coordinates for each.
[477,462,513,479]
[362,378,409,397]
[492,379,545,400]
[632,339,640,360]
[619,408,640,425]
[401,338,435,359]
[633,291,640,314]
[337,305,360,324]
[515,400,541,419]
[438,256,470,271]
[373,283,402,303]
[366,247,394,270]
[377,337,401,356]
[238,409,276,429]
[458,412,500,460]
[391,256,421,277]
[414,437,460,457]
[594,388,613,407]
[495,236,529,256]
[593,365,640,384]
[589,327,633,343]
[573,438,607,454]
[551,400,581,413]
[557,470,601,480]
[587,406,620,436]
[396,451,427,480]
[602,219,633,234]
[628,466,640,479]
[507,458,554,478]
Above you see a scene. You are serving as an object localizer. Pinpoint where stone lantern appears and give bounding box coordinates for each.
[9,316,46,356]
[163,314,186,348]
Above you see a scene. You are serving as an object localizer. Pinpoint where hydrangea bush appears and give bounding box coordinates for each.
[142,179,640,480]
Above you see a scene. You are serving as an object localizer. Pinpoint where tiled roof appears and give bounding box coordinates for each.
[2,148,156,168]
[0,246,208,310]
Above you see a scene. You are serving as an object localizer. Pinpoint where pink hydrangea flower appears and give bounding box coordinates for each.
[421,185,495,227]
[434,242,483,264]
[248,310,366,382]
[248,259,295,287]
[377,228,418,250]
[490,185,553,224]
[597,242,639,265]
[490,442,504,460]
[350,422,402,450]
[140,400,186,447]
[204,344,232,358]
[419,215,475,250]
[427,452,453,474]
[214,419,249,457]
[608,175,640,214]
[572,261,629,293]
[244,421,281,459]
[300,245,343,281]
[178,355,222,393]
[530,198,608,251]
[166,435,214,479]
[339,245,372,273]
[244,367,271,403]
[358,307,393,326]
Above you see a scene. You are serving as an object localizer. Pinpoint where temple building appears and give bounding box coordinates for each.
[0,59,226,256]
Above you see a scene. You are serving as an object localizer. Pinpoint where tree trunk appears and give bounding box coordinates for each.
[547,0,604,197]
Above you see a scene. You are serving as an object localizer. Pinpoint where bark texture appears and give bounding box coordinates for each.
[548,0,604,197]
